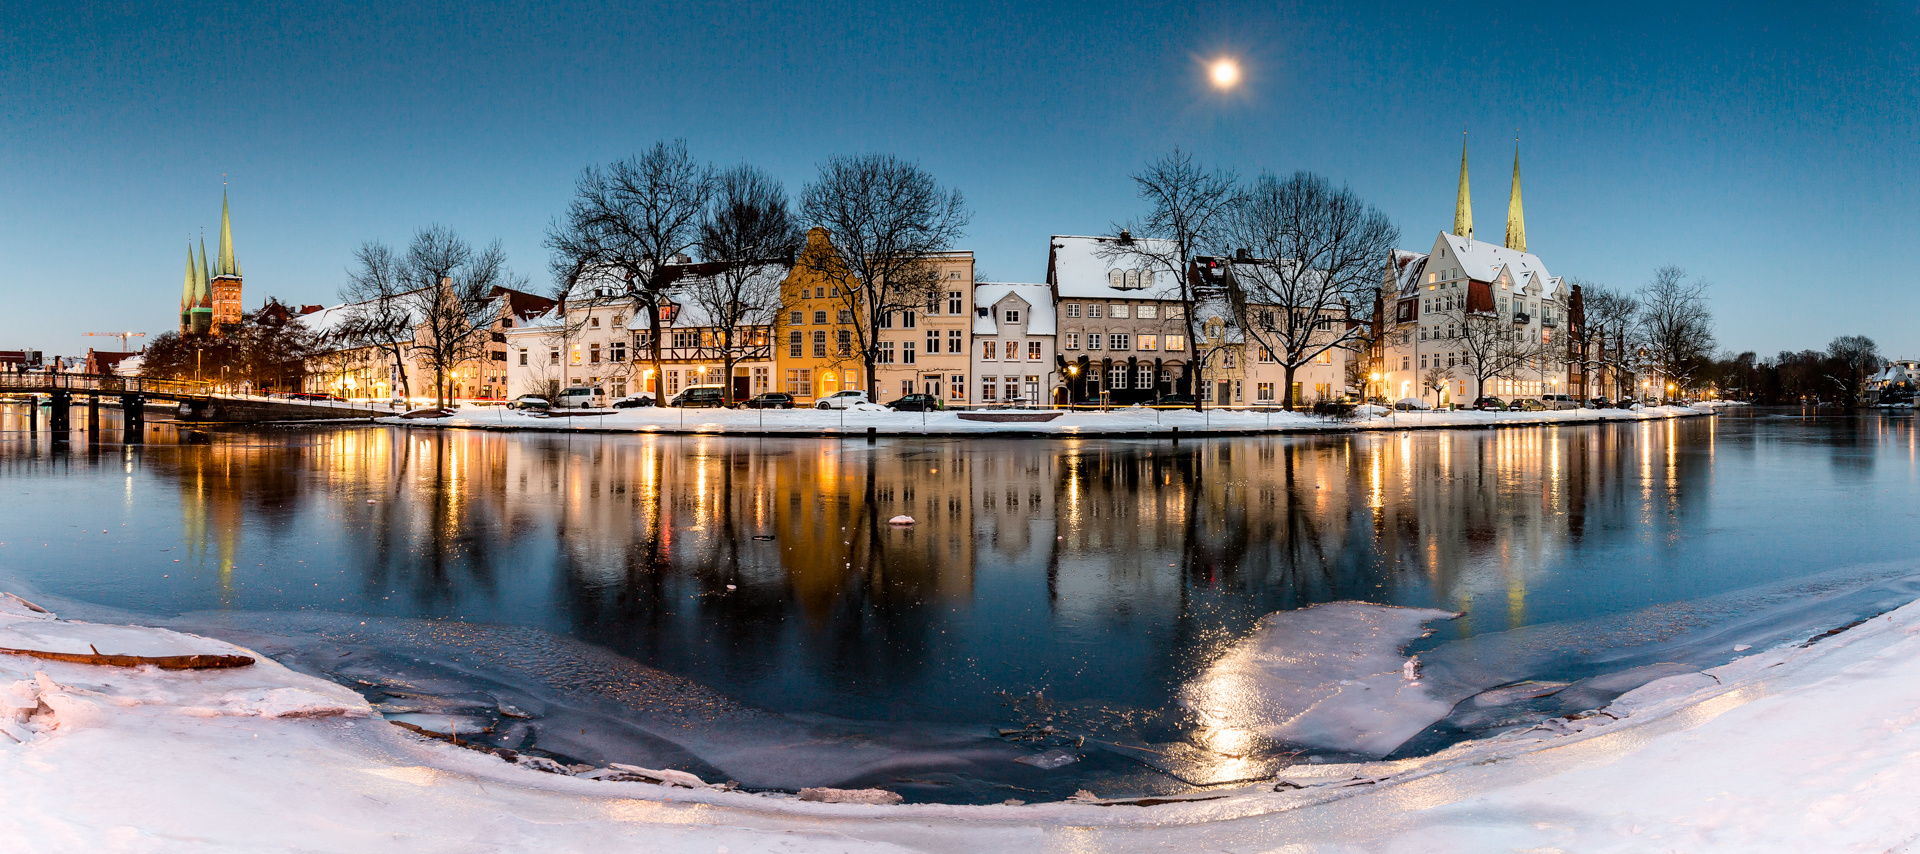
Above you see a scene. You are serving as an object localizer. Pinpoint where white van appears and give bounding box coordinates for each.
[554,386,603,409]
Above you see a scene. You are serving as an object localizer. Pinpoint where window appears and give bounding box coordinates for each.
[1002,341,1018,360]
[829,287,839,297]
[786,369,812,397]
[1234,380,1243,402]
[588,343,601,364]
[902,311,917,328]
[1124,270,1141,289]
[672,330,697,349]
[1086,333,1101,350]
[1065,303,1081,319]
[812,331,827,358]
[879,312,894,329]
[1223,350,1236,369]
[753,367,769,393]
[948,330,962,352]
[903,341,916,364]
[1138,335,1158,351]
[611,381,626,398]
[788,331,803,358]
[1401,356,1411,370]
[1138,305,1157,319]
[1257,382,1275,402]
[813,310,828,325]
[926,330,940,354]
[948,291,963,314]
[613,315,625,329]
[1087,304,1103,319]
[1259,346,1274,363]
[570,344,582,365]
[1065,333,1080,350]
[837,310,853,324]
[1027,341,1042,360]
[1108,269,1124,288]
[1167,306,1184,321]
[517,349,528,366]
[879,341,895,364]
[981,340,997,360]
[790,311,803,325]
[1004,309,1021,324]
[835,329,851,355]
[1111,304,1130,319]
[1420,353,1428,369]
[1110,333,1131,350]
[981,376,998,401]
[589,316,600,328]
[950,374,964,400]
[1165,335,1186,351]
[549,347,560,365]
[665,370,681,395]
[611,342,626,363]
[1136,364,1153,388]
[1108,364,1128,389]
[1315,350,1333,365]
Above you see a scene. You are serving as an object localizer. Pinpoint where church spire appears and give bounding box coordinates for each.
[197,238,211,304]
[182,245,195,313]
[216,190,236,277]
[1453,136,1473,240]
[1505,142,1526,252]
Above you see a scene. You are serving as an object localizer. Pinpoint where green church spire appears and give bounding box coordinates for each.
[1504,142,1526,252]
[182,245,196,310]
[216,190,236,278]
[197,238,212,304]
[1453,137,1473,240]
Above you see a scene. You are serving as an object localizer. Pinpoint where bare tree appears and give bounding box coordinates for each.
[1224,171,1399,410]
[1824,334,1881,404]
[1441,305,1544,401]
[337,241,418,400]
[1637,265,1715,396]
[396,225,525,408]
[549,140,714,400]
[798,154,969,400]
[1580,283,1639,401]
[1422,362,1455,408]
[1101,150,1239,410]
[691,165,804,405]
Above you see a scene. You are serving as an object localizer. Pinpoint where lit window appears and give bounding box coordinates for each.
[982,340,997,360]
[1027,341,1041,360]
[1111,304,1129,319]
[1138,335,1157,351]
[1065,333,1080,350]
[1165,335,1186,351]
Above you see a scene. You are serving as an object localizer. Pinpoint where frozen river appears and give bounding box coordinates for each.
[2,405,1917,803]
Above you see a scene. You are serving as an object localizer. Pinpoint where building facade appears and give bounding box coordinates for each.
[968,283,1055,405]
[1047,235,1195,405]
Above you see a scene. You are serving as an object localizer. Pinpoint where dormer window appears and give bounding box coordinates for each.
[1109,269,1124,288]
[1004,309,1021,324]
[1124,270,1141,289]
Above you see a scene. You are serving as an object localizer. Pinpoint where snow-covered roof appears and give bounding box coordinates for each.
[1048,235,1185,301]
[1432,233,1560,299]
[1388,250,1429,298]
[973,283,1055,336]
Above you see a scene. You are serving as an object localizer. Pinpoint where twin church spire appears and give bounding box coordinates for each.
[178,190,244,336]
[1452,138,1526,252]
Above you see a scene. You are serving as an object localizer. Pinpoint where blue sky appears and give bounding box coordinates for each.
[3,0,1914,358]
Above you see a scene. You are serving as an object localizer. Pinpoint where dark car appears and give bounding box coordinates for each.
[1587,397,1612,409]
[887,393,943,412]
[612,394,655,409]
[1152,394,1198,408]
[742,392,795,410]
[1515,398,1547,411]
[669,386,728,408]
[1471,396,1508,411]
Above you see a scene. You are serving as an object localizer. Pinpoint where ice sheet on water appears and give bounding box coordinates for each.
[1180,602,1461,757]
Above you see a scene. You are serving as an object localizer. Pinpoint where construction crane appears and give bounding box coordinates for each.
[86,332,146,350]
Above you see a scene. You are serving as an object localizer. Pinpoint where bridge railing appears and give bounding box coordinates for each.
[0,372,216,397]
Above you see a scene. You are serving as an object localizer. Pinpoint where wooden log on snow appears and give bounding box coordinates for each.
[0,643,254,670]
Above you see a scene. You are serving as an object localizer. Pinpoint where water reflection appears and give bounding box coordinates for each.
[3,409,1918,779]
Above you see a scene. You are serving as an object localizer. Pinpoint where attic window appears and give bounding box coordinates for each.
[977,307,990,317]
[1124,270,1142,289]
[1109,269,1124,288]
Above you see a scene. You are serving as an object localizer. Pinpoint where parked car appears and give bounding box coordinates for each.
[612,394,655,409]
[1470,396,1508,411]
[887,393,943,412]
[814,390,871,410]
[1395,397,1433,411]
[1515,398,1547,411]
[742,392,795,410]
[553,386,602,409]
[1152,394,1198,408]
[669,385,728,408]
[508,395,551,412]
[1541,394,1580,410]
[1587,397,1613,408]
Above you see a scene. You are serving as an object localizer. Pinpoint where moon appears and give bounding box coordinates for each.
[1209,59,1240,89]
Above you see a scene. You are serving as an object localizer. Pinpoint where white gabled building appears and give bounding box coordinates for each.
[968,283,1055,405]
[1380,143,1574,406]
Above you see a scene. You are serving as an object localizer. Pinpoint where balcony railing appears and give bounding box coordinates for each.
[1512,312,1531,324]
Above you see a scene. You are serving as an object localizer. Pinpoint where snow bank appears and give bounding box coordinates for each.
[375,403,1711,437]
[8,585,1920,852]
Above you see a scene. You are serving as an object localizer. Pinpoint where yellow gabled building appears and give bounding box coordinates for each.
[774,228,866,405]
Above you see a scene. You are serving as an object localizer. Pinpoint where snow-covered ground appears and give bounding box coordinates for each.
[7,582,1920,852]
[377,403,1715,437]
